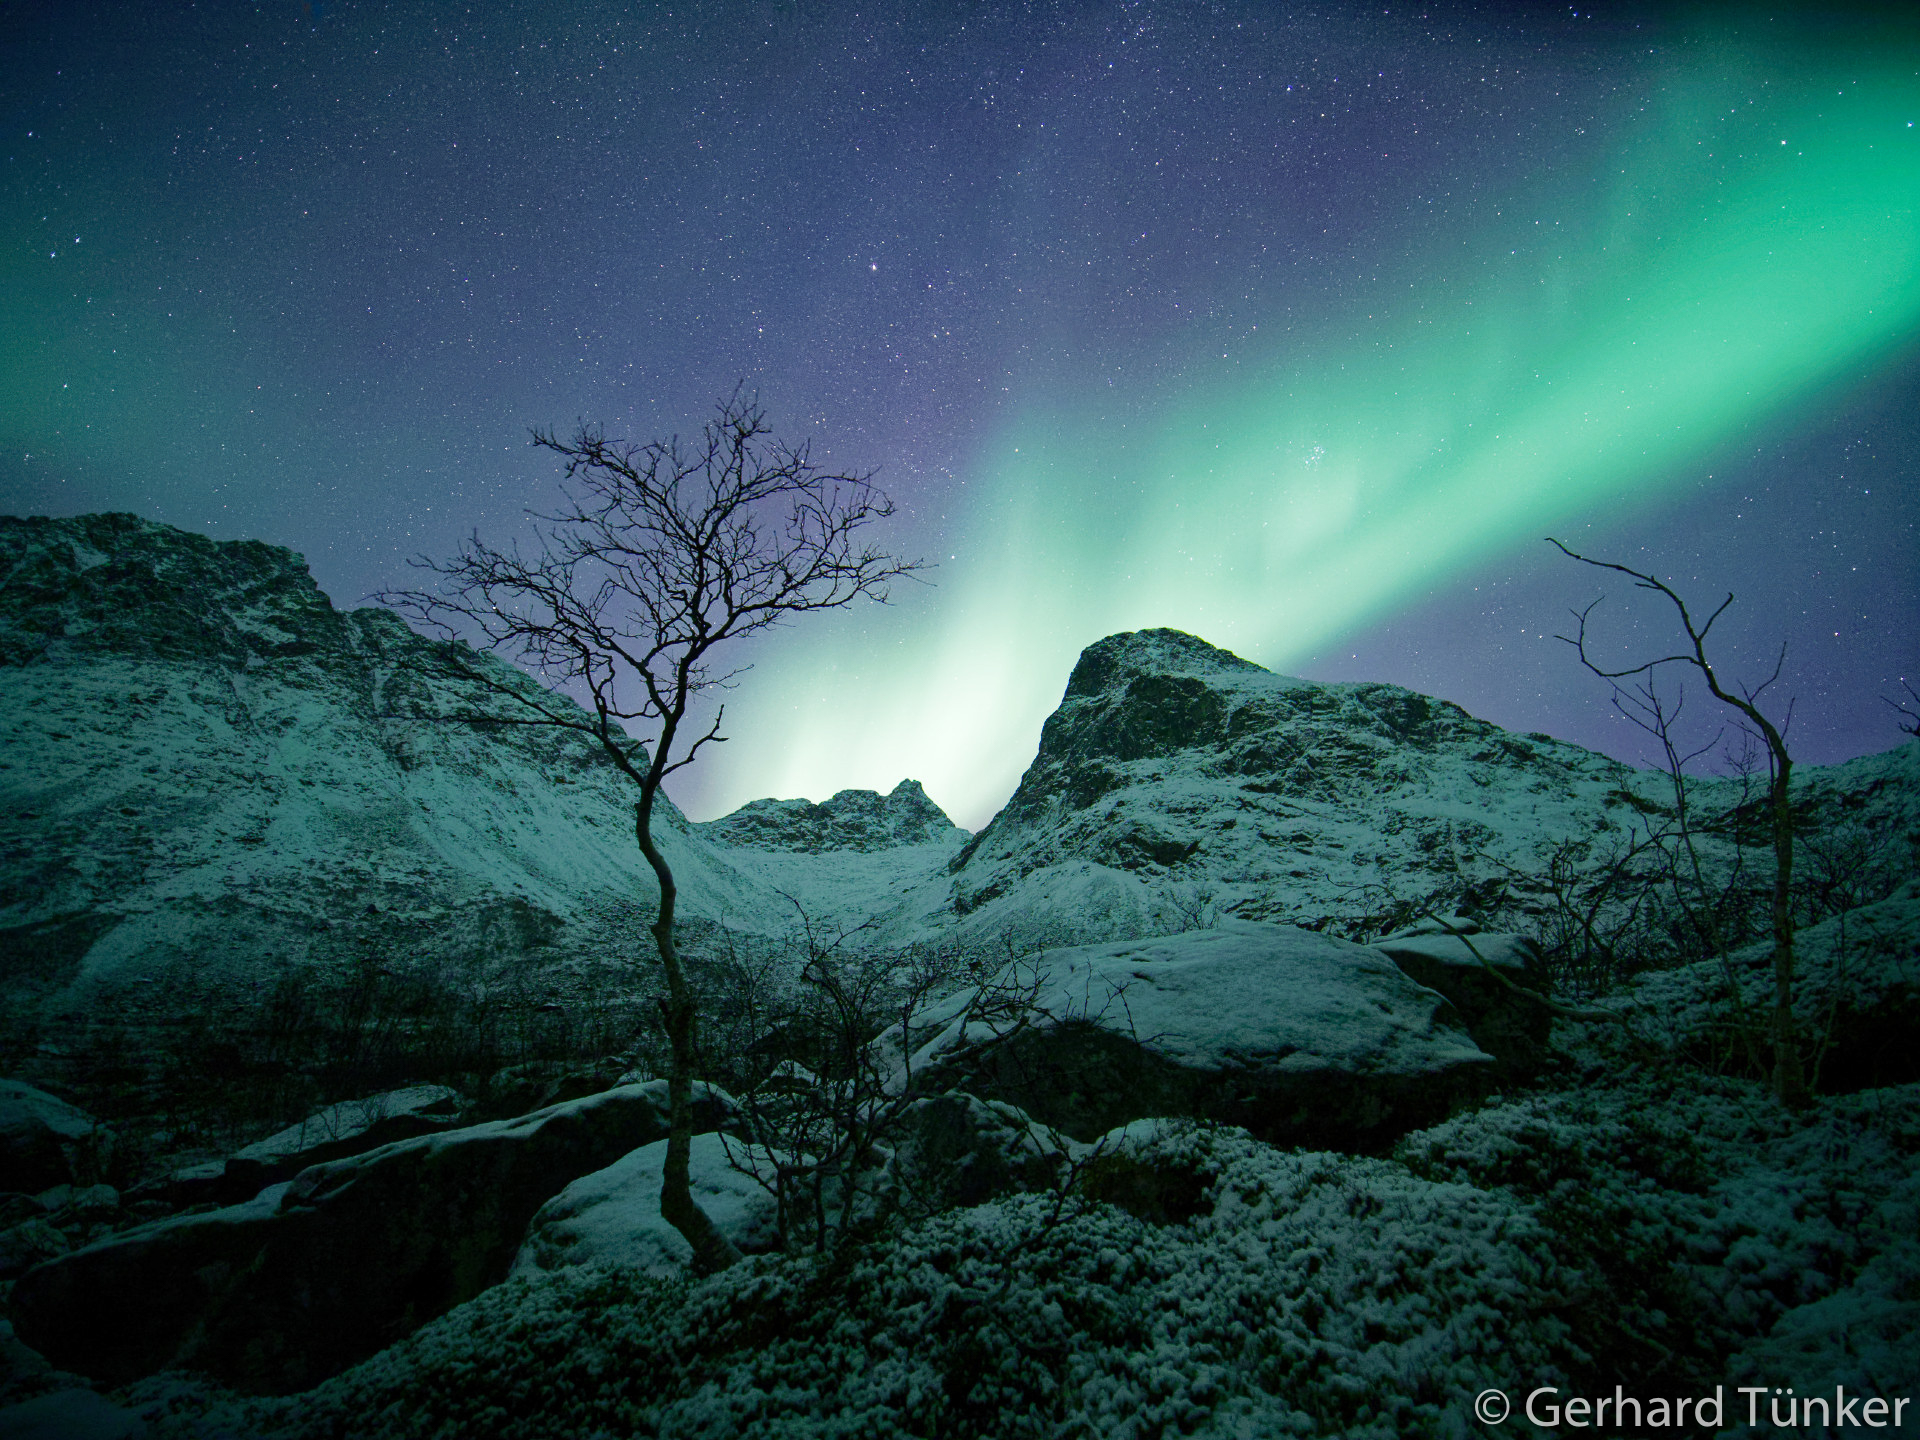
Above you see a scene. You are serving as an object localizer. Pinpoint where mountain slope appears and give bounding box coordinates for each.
[883,628,1920,951]
[0,514,889,1033]
[4,517,1912,1043]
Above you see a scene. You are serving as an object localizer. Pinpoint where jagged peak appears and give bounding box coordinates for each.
[702,778,962,853]
[1064,628,1268,699]
[1,512,338,666]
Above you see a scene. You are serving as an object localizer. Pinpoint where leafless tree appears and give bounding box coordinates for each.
[1550,539,1809,1108]
[1887,679,1920,738]
[380,393,920,1270]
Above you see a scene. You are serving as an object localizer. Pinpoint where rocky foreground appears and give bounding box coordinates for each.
[2,513,1917,1436]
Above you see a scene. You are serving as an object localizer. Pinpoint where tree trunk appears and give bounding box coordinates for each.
[1767,755,1810,1109]
[635,800,743,1274]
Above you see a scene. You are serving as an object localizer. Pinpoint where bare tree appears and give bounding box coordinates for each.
[1887,679,1920,738]
[381,393,920,1270]
[1549,539,1809,1108]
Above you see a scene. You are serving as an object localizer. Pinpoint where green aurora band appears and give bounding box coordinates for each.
[734,47,1919,828]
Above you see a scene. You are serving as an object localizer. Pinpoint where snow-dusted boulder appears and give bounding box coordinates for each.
[1372,919,1554,1078]
[10,1081,736,1394]
[0,1082,110,1194]
[217,1084,465,1199]
[876,921,1493,1151]
[513,1131,785,1279]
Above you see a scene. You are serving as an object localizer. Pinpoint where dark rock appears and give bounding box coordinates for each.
[1074,1119,1218,1226]
[0,1083,110,1194]
[1372,919,1554,1079]
[123,1162,223,1211]
[0,1387,147,1440]
[9,1081,735,1394]
[881,1092,1073,1212]
[5,1182,288,1390]
[0,1221,69,1280]
[469,1061,631,1124]
[876,921,1492,1152]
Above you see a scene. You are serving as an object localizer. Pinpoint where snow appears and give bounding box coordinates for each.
[881,920,1491,1087]
[10,530,1918,1436]
[510,1132,789,1280]
[120,1055,1920,1439]
[229,1086,461,1166]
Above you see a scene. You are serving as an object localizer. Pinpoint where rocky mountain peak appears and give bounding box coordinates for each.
[1063,627,1266,699]
[1,512,347,668]
[700,779,961,853]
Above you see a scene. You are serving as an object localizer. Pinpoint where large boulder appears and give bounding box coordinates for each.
[9,1081,735,1394]
[511,1131,786,1280]
[0,1082,111,1194]
[875,921,1493,1152]
[880,1092,1076,1214]
[5,1181,291,1393]
[216,1084,465,1201]
[1371,919,1554,1079]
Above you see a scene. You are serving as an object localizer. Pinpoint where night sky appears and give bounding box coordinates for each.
[4,2,1916,830]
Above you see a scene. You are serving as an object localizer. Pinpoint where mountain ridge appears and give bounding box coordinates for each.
[3,513,1914,1041]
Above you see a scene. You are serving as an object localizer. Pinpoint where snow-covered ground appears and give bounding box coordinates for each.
[8,515,1918,1438]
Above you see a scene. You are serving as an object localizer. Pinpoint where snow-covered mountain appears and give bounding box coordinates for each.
[0,514,897,1036]
[892,626,1920,952]
[3,514,1914,1040]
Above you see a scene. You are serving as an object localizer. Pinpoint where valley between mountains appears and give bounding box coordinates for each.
[2,512,1916,1438]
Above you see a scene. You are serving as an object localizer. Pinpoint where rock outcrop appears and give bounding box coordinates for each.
[1372,920,1554,1080]
[215,1084,466,1201]
[698,779,958,852]
[512,1131,786,1279]
[919,629,1920,956]
[0,1083,110,1195]
[876,921,1494,1151]
[9,1080,736,1393]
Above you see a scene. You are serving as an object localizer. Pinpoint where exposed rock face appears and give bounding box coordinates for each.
[931,628,1646,946]
[876,921,1494,1151]
[699,779,957,852]
[920,628,1920,954]
[1372,920,1554,1080]
[9,1081,736,1393]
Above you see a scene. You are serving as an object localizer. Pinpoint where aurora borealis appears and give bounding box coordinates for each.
[4,3,1916,828]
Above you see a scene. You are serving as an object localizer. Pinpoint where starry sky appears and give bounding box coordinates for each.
[4,1,1917,830]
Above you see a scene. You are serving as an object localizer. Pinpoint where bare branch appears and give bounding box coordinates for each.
[374,392,923,1270]
[1886,680,1920,738]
